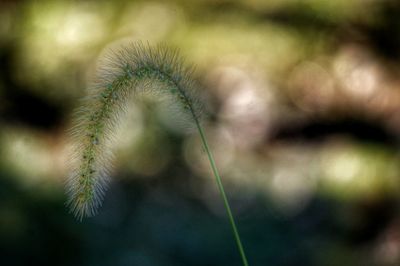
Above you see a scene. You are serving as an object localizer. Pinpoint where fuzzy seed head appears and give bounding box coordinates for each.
[66,42,204,219]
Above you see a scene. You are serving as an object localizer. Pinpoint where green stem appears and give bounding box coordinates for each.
[195,119,249,266]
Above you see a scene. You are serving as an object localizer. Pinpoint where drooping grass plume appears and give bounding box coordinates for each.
[67,42,249,266]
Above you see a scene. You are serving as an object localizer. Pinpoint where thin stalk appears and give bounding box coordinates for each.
[195,118,249,266]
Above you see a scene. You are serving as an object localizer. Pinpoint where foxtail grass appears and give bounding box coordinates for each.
[67,42,249,266]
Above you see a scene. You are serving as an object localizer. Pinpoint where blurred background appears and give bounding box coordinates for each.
[1,0,400,265]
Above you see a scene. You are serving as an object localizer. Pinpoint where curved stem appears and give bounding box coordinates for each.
[195,119,249,266]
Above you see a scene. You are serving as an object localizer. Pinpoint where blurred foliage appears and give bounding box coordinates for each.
[1,0,400,265]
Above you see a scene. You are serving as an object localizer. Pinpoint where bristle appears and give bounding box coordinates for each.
[66,42,203,219]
